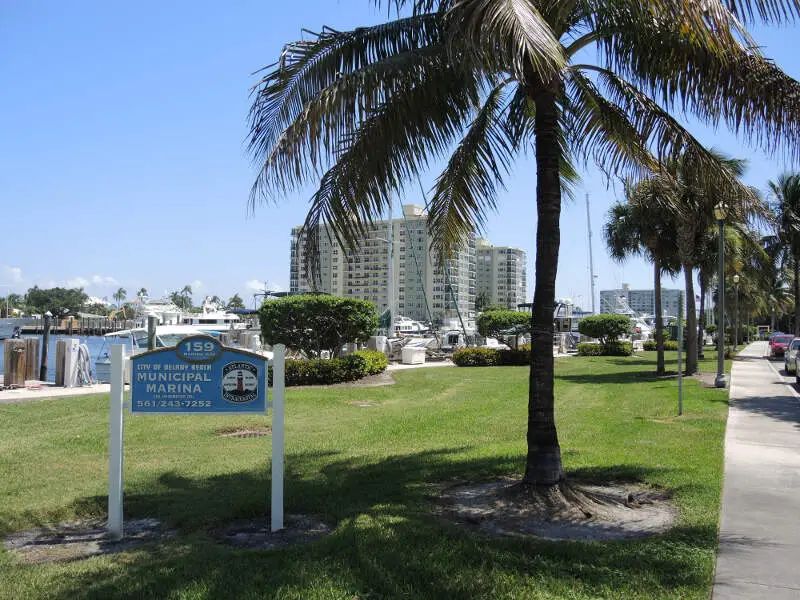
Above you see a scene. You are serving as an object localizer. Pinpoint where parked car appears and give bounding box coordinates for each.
[769,331,786,345]
[771,334,794,359]
[785,338,800,373]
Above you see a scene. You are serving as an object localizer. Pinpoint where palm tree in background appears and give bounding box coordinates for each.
[249,0,800,489]
[137,287,148,300]
[766,174,800,335]
[113,287,127,307]
[605,183,679,375]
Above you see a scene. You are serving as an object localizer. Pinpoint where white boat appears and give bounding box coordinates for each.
[94,325,271,382]
[393,316,430,335]
[178,297,245,333]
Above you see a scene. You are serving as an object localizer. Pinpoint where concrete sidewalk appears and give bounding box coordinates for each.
[713,341,800,598]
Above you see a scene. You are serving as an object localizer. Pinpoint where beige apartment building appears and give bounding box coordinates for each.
[475,238,528,310]
[289,205,476,327]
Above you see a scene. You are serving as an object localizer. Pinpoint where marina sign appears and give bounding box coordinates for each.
[130,335,266,414]
[108,340,287,540]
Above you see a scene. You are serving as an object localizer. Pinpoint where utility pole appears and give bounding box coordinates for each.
[387,194,395,337]
[586,194,597,314]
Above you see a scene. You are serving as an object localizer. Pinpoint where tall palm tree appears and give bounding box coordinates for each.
[137,287,148,300]
[249,0,800,488]
[604,182,679,375]
[113,287,127,307]
[767,174,800,335]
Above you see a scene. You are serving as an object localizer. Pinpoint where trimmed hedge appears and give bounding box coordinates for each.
[452,347,499,366]
[642,340,679,351]
[577,342,633,356]
[452,345,532,367]
[269,350,388,386]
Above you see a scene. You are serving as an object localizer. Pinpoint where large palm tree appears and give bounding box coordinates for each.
[604,182,679,375]
[249,0,800,488]
[767,174,800,335]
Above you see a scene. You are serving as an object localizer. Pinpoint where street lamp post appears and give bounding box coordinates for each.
[733,274,740,352]
[714,202,729,388]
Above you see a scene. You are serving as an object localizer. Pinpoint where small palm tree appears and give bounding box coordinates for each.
[113,287,127,307]
[137,287,148,300]
[249,0,800,489]
[605,182,680,375]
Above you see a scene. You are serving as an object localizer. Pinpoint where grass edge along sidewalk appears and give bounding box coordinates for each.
[0,351,727,599]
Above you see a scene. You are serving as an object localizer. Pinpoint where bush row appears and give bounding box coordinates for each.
[576,342,633,356]
[268,350,388,386]
[642,340,680,351]
[452,345,531,367]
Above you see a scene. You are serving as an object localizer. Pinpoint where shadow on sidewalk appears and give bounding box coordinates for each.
[731,395,800,428]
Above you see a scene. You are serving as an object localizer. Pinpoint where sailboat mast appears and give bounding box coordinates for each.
[586,193,597,314]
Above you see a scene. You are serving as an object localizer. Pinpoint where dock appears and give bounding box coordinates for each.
[21,318,135,337]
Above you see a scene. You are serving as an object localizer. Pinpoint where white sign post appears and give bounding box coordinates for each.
[108,344,125,540]
[107,340,286,540]
[271,344,285,532]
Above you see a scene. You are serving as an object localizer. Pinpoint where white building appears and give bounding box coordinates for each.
[600,283,683,318]
[475,238,527,310]
[289,204,476,327]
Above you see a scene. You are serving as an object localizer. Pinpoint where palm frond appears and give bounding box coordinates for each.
[248,43,448,209]
[445,0,565,82]
[596,17,800,158]
[296,60,482,274]
[724,0,800,23]
[427,82,516,258]
[248,14,441,192]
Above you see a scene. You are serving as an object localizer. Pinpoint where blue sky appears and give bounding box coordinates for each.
[1,2,798,310]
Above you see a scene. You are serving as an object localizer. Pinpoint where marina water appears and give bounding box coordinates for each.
[0,335,110,383]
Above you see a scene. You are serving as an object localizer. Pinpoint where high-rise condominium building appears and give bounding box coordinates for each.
[599,283,683,318]
[475,238,527,310]
[289,205,476,327]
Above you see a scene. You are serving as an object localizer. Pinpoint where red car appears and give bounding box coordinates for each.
[771,334,794,358]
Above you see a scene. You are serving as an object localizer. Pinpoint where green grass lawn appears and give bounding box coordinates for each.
[0,351,728,599]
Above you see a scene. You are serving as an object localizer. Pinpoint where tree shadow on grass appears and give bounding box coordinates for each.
[20,452,720,600]
[557,371,664,385]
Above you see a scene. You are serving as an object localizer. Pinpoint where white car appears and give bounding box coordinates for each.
[785,338,800,375]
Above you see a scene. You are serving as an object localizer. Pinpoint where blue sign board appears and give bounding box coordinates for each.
[130,335,267,414]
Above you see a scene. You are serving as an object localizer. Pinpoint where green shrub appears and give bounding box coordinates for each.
[497,344,531,366]
[577,342,633,356]
[452,347,500,366]
[351,350,389,375]
[643,340,679,351]
[268,350,388,386]
[577,314,632,343]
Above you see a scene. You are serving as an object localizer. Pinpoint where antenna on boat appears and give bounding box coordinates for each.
[585,193,597,315]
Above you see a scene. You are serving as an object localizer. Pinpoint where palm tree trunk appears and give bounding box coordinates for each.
[524,88,564,487]
[683,264,698,375]
[698,277,706,359]
[654,260,665,376]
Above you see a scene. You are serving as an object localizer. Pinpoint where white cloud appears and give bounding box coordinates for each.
[2,266,23,283]
[191,280,203,290]
[246,279,265,292]
[91,275,118,285]
[65,277,89,288]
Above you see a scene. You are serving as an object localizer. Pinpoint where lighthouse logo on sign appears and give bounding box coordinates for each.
[221,362,259,404]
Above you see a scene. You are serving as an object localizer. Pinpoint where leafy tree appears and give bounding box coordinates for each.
[25,286,88,316]
[113,287,127,307]
[578,314,632,345]
[259,295,378,358]
[248,0,800,489]
[605,183,679,375]
[207,295,224,307]
[227,293,246,310]
[766,174,800,335]
[477,310,531,348]
[169,290,191,310]
[475,291,491,312]
[85,302,110,316]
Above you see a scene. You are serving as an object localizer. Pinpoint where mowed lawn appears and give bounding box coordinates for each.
[0,351,728,599]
